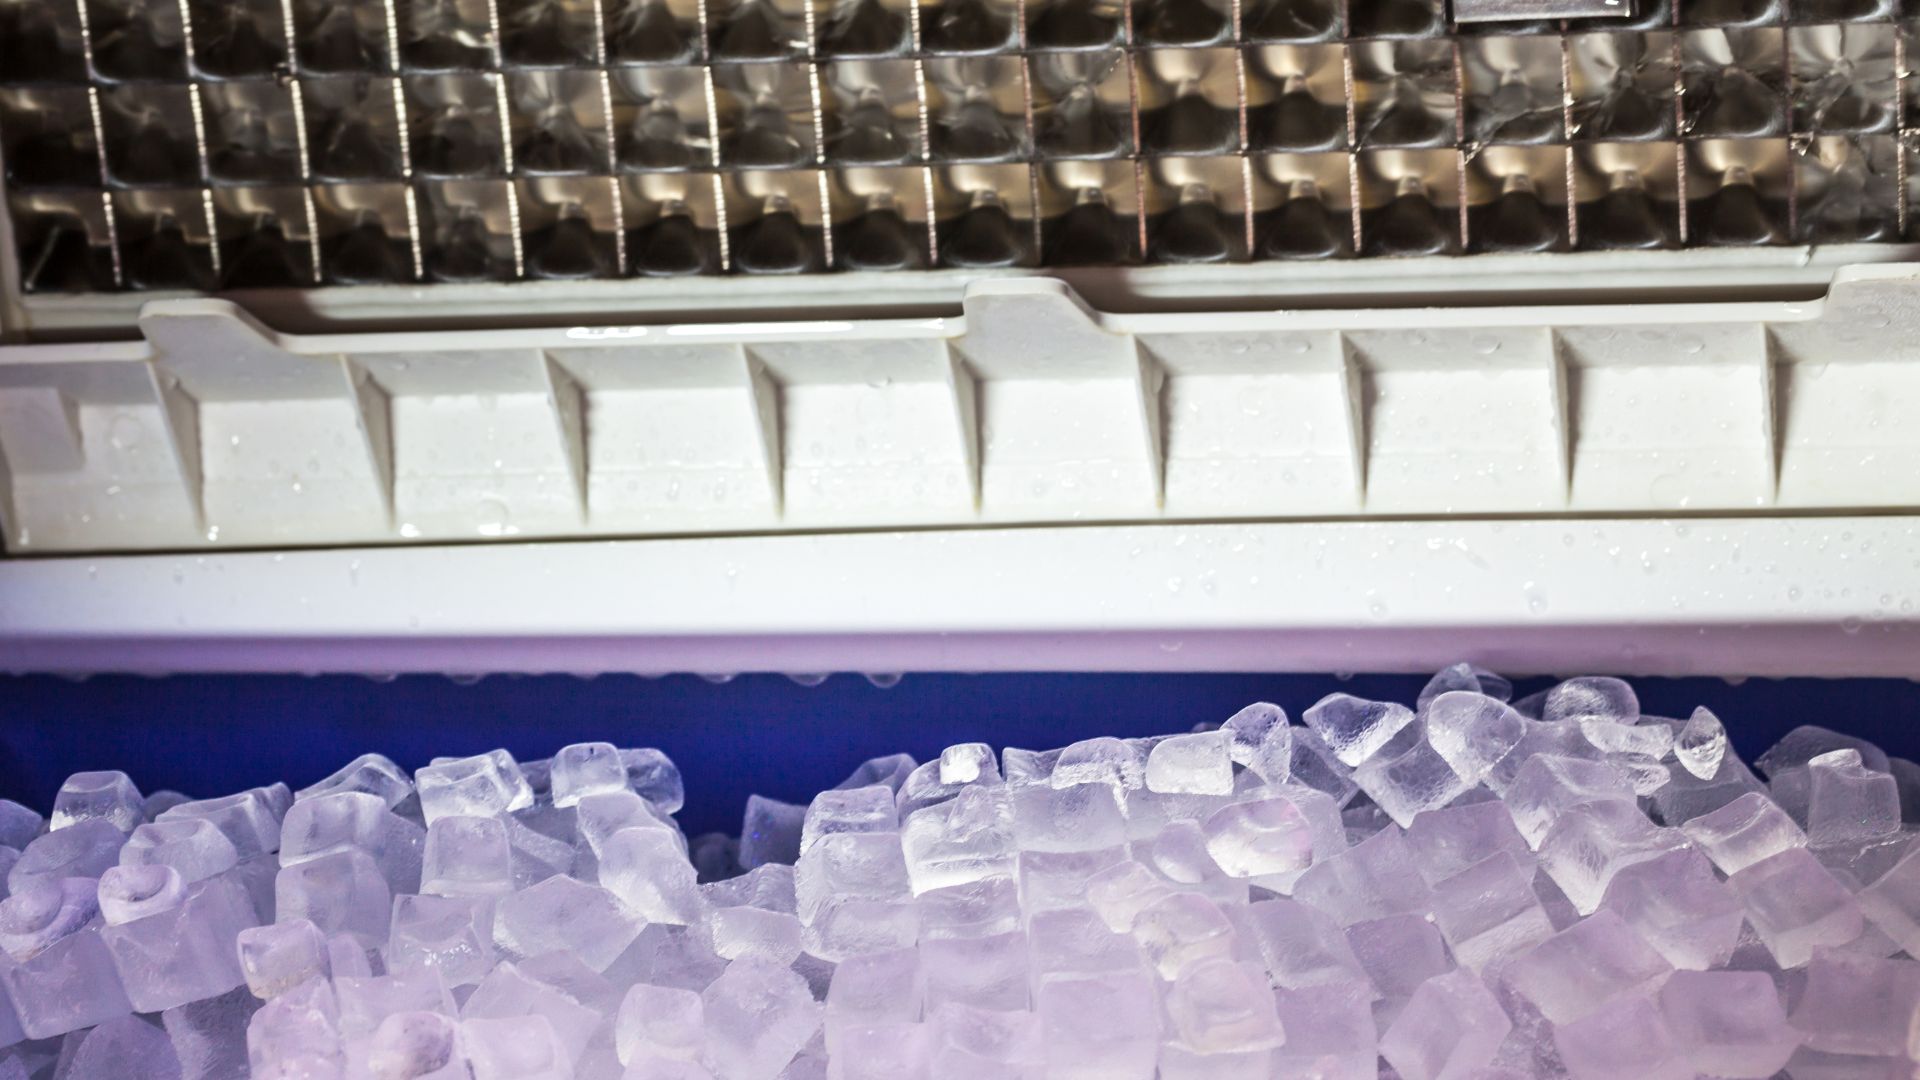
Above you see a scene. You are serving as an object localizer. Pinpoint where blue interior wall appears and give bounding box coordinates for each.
[2,673,1915,837]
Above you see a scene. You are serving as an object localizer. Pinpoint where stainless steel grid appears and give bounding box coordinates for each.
[0,0,1912,291]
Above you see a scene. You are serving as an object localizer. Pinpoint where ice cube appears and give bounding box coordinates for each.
[159,789,285,860]
[917,875,1022,940]
[416,751,534,826]
[620,748,686,814]
[1597,847,1743,971]
[362,1011,465,1079]
[1344,913,1448,1001]
[386,892,495,987]
[120,818,241,885]
[937,744,997,786]
[1302,693,1415,766]
[1418,662,1513,709]
[703,863,797,915]
[1429,851,1555,971]
[1404,798,1531,885]
[1786,952,1920,1057]
[1377,970,1511,1080]
[1673,707,1728,780]
[1542,676,1638,725]
[1142,821,1245,907]
[0,877,98,961]
[1050,738,1145,795]
[548,741,628,808]
[275,849,391,944]
[617,984,705,1065]
[1081,862,1174,934]
[921,930,1029,1011]
[600,826,705,925]
[463,960,601,1066]
[710,904,802,965]
[1678,790,1807,875]
[1199,797,1313,878]
[245,980,344,1078]
[740,795,807,869]
[492,874,641,971]
[98,863,186,925]
[420,814,513,898]
[334,968,456,1041]
[1163,957,1283,1054]
[1130,892,1237,979]
[1759,724,1891,776]
[803,894,919,961]
[795,831,911,924]
[1351,724,1470,827]
[1656,970,1797,1078]
[1291,828,1430,927]
[1537,800,1687,914]
[1503,909,1672,1025]
[0,923,133,1039]
[10,818,126,892]
[51,771,145,833]
[1551,993,1691,1080]
[237,918,330,999]
[1285,727,1359,806]
[1579,715,1673,759]
[1805,749,1901,849]
[1727,846,1863,967]
[926,1002,1042,1080]
[1219,702,1292,786]
[162,984,257,1080]
[1027,907,1142,988]
[1270,985,1376,1080]
[58,1015,182,1080]
[800,786,898,854]
[1424,692,1526,786]
[460,1014,570,1079]
[1035,970,1160,1080]
[101,876,257,1012]
[297,753,413,810]
[1144,730,1233,796]
[702,958,822,1080]
[1858,841,1920,954]
[900,784,1015,895]
[0,801,41,850]
[827,945,922,1033]
[1237,897,1370,994]
[1504,755,1637,849]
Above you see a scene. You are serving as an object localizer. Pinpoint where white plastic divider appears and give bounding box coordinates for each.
[5,267,1920,553]
[0,516,1916,676]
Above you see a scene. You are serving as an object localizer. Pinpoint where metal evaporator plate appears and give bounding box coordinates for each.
[1451,0,1631,21]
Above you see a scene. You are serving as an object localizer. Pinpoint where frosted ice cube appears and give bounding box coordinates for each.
[1285,727,1359,805]
[921,929,1029,1012]
[601,826,705,925]
[1425,691,1526,785]
[702,862,796,915]
[1679,790,1806,875]
[492,874,641,971]
[275,849,391,944]
[502,814,576,889]
[159,789,285,860]
[464,960,601,1066]
[1049,737,1145,795]
[1598,847,1743,971]
[1551,994,1691,1080]
[1504,755,1637,849]
[1130,892,1237,979]
[1237,897,1370,994]
[1351,724,1470,827]
[334,968,456,1041]
[1142,821,1245,907]
[363,1011,466,1080]
[245,980,343,1078]
[1542,676,1638,725]
[121,818,241,885]
[10,818,126,892]
[1291,828,1430,927]
[420,814,513,897]
[1858,841,1920,955]
[1220,702,1292,786]
[101,876,257,1012]
[577,790,680,858]
[1579,715,1673,759]
[59,1015,182,1080]
[900,784,1015,895]
[0,877,99,961]
[1302,693,1415,766]
[795,831,911,923]
[162,984,257,1080]
[836,753,917,794]
[460,1014,570,1080]
[937,744,996,786]
[1018,846,1131,916]
[51,770,144,833]
[548,741,627,808]
[1163,957,1283,1054]
[297,753,413,810]
[1674,706,1728,780]
[1008,782,1126,854]
[802,894,919,962]
[1759,724,1891,776]
[709,904,802,966]
[238,918,330,999]
[386,893,495,987]
[702,958,822,1080]
[620,747,686,814]
[1,921,132,1039]
[1787,952,1920,1057]
[800,785,898,854]
[1377,969,1511,1080]
[1035,971,1160,1080]
[740,795,807,870]
[279,790,423,896]
[1270,985,1376,1080]
[1027,907,1141,988]
[1344,913,1449,1001]
[1418,662,1512,709]
[1657,970,1798,1078]
[0,801,42,850]
[1806,749,1901,849]
[617,984,705,1065]
[1429,851,1555,971]
[1144,730,1233,796]
[1504,909,1672,1025]
[98,863,186,925]
[1728,846,1863,968]
[1404,798,1531,885]
[926,1002,1041,1080]
[916,875,1022,940]
[416,751,534,826]
[1199,796,1313,878]
[1537,800,1687,914]
[1082,861,1174,934]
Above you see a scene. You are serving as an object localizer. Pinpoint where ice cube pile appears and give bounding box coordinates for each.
[3,667,1920,1078]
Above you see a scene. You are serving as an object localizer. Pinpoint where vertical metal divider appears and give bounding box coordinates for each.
[383,0,426,279]
[178,0,225,280]
[1341,0,1361,253]
[589,0,626,274]
[909,0,938,264]
[1560,20,1578,249]
[73,0,125,286]
[281,0,326,283]
[484,0,526,275]
[1017,0,1043,261]
[1672,6,1687,243]
[1125,1,1148,257]
[1451,36,1469,250]
[806,0,834,266]
[1780,2,1796,241]
[1898,22,1909,238]
[696,0,731,269]
[1232,0,1253,257]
